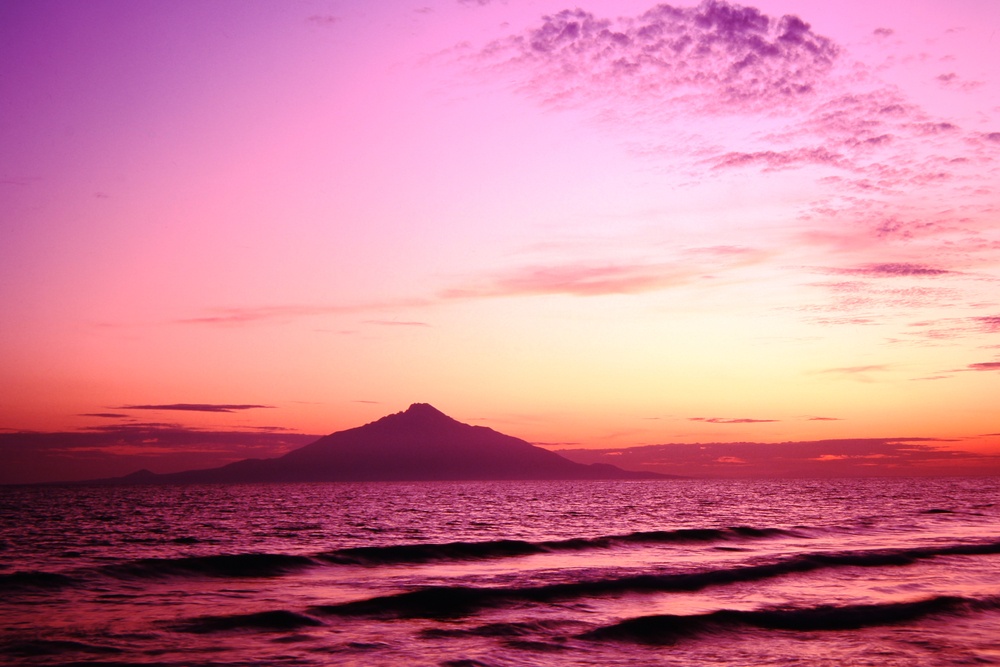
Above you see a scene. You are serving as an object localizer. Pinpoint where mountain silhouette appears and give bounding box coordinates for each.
[98,404,671,483]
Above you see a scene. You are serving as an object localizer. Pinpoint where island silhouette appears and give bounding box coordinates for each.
[101,403,671,483]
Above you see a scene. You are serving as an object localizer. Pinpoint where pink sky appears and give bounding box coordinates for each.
[2,0,999,481]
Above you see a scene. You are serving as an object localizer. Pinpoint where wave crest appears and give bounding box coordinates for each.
[582,595,1000,643]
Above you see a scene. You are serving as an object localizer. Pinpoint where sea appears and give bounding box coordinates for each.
[2,477,999,666]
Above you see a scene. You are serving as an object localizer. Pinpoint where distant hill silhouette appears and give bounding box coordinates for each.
[93,404,673,483]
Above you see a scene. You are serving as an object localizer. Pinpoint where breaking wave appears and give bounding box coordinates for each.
[318,526,796,565]
[582,595,1000,643]
[10,533,1000,601]
[172,609,324,634]
[0,570,78,592]
[106,552,316,579]
[314,539,1000,619]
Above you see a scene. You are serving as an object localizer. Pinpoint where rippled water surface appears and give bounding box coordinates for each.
[2,478,999,666]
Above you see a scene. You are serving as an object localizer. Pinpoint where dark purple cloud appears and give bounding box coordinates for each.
[0,427,321,484]
[79,413,130,419]
[480,1,837,113]
[710,147,846,171]
[81,421,191,432]
[935,73,982,92]
[556,438,998,478]
[115,404,273,413]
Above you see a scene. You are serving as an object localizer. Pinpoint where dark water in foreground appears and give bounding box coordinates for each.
[1,478,999,666]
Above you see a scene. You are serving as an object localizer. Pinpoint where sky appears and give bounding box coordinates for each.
[2,0,999,482]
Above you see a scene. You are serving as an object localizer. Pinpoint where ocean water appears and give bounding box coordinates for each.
[1,478,999,666]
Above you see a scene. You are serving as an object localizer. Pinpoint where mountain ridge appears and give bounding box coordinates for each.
[88,404,674,483]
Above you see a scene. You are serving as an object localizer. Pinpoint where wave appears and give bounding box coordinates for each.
[582,595,1000,643]
[1,638,124,658]
[0,525,801,594]
[318,526,797,566]
[319,539,544,565]
[12,534,1000,595]
[106,552,316,580]
[3,554,317,593]
[422,619,583,639]
[0,570,77,592]
[313,539,1000,619]
[171,609,324,634]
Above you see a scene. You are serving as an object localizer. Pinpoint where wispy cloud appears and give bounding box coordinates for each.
[689,417,779,424]
[178,251,763,325]
[828,263,955,278]
[79,412,131,419]
[177,305,337,326]
[975,316,1000,333]
[176,299,433,327]
[814,364,892,382]
[364,320,431,327]
[900,314,1000,343]
[966,361,1000,372]
[115,404,273,413]
[802,280,962,319]
[442,262,700,298]
[443,245,771,300]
